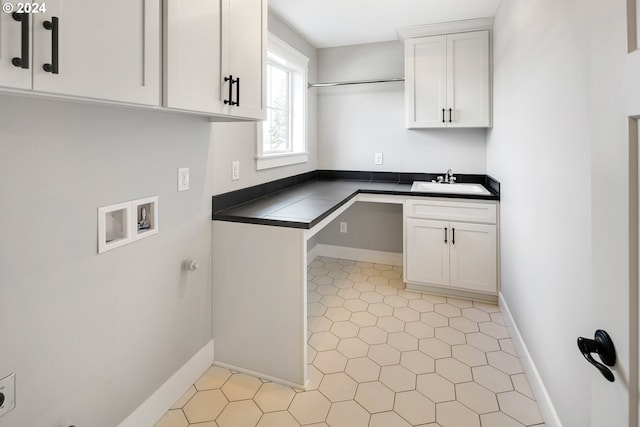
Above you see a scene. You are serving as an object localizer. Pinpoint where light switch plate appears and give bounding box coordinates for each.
[374,152,383,165]
[178,168,189,191]
[0,372,16,417]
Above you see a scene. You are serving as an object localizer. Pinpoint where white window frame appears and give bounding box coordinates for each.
[257,33,309,170]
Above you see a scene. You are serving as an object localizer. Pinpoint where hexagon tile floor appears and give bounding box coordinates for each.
[154,257,546,427]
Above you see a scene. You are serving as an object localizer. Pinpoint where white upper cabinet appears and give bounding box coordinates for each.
[164,0,223,114]
[403,26,491,129]
[0,12,32,90]
[165,0,266,119]
[1,0,161,105]
[220,0,266,120]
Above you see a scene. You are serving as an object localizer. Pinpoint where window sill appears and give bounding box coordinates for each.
[256,152,309,170]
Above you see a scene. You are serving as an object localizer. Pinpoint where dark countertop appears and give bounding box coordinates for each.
[212,171,500,229]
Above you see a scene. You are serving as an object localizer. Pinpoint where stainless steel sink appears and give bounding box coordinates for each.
[410,181,491,195]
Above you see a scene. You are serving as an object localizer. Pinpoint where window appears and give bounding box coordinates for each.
[257,34,309,170]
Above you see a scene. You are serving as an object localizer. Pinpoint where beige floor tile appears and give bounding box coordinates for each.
[452,344,488,367]
[220,373,262,401]
[312,276,332,286]
[400,350,435,374]
[416,373,455,402]
[461,307,492,323]
[328,270,348,280]
[388,331,419,352]
[355,381,395,413]
[306,365,324,390]
[153,409,188,427]
[308,316,332,333]
[436,401,481,427]
[419,338,452,359]
[194,366,232,391]
[368,302,394,317]
[350,311,378,327]
[336,286,358,298]
[380,364,417,392]
[472,365,513,393]
[466,332,500,352]
[446,297,475,309]
[171,386,196,409]
[456,382,499,414]
[449,316,480,334]
[408,299,435,313]
[420,312,449,328]
[313,350,348,374]
[324,307,351,322]
[289,390,331,425]
[368,343,401,366]
[394,390,436,425]
[318,372,357,402]
[434,326,466,345]
[397,289,421,300]
[480,321,510,339]
[344,357,381,382]
[320,295,344,308]
[360,291,384,304]
[308,291,322,303]
[422,293,447,304]
[216,400,262,427]
[369,411,412,427]
[512,373,535,399]
[499,338,518,357]
[393,307,420,322]
[358,326,388,345]
[307,346,317,364]
[384,295,409,308]
[336,337,369,358]
[369,275,390,286]
[473,301,500,313]
[308,331,340,352]
[487,351,524,375]
[253,382,296,413]
[435,358,473,383]
[325,400,370,427]
[434,303,462,318]
[377,316,405,333]
[405,321,435,339]
[497,391,544,425]
[381,269,402,279]
[329,321,359,340]
[256,411,300,427]
[308,303,327,317]
[480,411,526,427]
[342,299,368,312]
[490,312,506,325]
[352,280,374,290]
[183,389,228,424]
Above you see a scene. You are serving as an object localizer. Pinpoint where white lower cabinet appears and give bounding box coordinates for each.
[404,199,498,297]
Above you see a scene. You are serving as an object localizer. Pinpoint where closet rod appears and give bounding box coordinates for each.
[308,77,404,88]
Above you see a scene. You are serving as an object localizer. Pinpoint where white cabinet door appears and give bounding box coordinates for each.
[405,218,450,286]
[447,31,490,127]
[405,35,447,128]
[405,30,490,128]
[164,0,223,114]
[221,0,265,119]
[32,0,160,105]
[0,12,31,89]
[449,222,497,293]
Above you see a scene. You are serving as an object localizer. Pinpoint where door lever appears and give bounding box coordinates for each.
[577,329,616,382]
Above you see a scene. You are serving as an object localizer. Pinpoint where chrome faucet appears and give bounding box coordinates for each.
[444,169,456,184]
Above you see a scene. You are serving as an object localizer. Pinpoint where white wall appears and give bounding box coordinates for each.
[487,1,593,425]
[211,12,318,195]
[317,41,487,174]
[0,95,213,427]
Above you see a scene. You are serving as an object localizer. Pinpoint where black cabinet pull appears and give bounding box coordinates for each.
[442,108,445,123]
[449,108,452,123]
[43,17,59,74]
[577,330,616,382]
[235,77,240,107]
[452,228,455,245]
[444,227,448,243]
[11,12,29,69]
[224,75,233,105]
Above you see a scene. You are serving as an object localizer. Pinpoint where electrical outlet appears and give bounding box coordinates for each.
[340,222,348,233]
[177,168,189,191]
[232,161,240,181]
[0,372,16,417]
[374,152,383,165]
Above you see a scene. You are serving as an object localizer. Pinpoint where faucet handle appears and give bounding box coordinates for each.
[449,176,457,184]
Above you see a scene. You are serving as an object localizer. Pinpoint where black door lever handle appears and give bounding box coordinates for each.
[577,329,616,382]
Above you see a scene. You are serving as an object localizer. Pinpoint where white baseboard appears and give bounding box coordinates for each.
[118,340,214,427]
[213,360,306,390]
[499,293,562,427]
[310,244,403,266]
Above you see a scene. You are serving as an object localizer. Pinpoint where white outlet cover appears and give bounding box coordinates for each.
[178,168,190,191]
[0,372,16,417]
[232,161,240,181]
[374,152,383,165]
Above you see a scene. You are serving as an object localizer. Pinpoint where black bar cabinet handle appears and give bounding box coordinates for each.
[449,108,452,123]
[442,108,445,123]
[224,75,234,105]
[444,227,448,243]
[43,17,59,74]
[452,228,455,245]
[12,12,29,69]
[234,77,240,107]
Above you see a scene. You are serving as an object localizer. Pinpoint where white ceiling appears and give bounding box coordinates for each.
[269,0,503,48]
